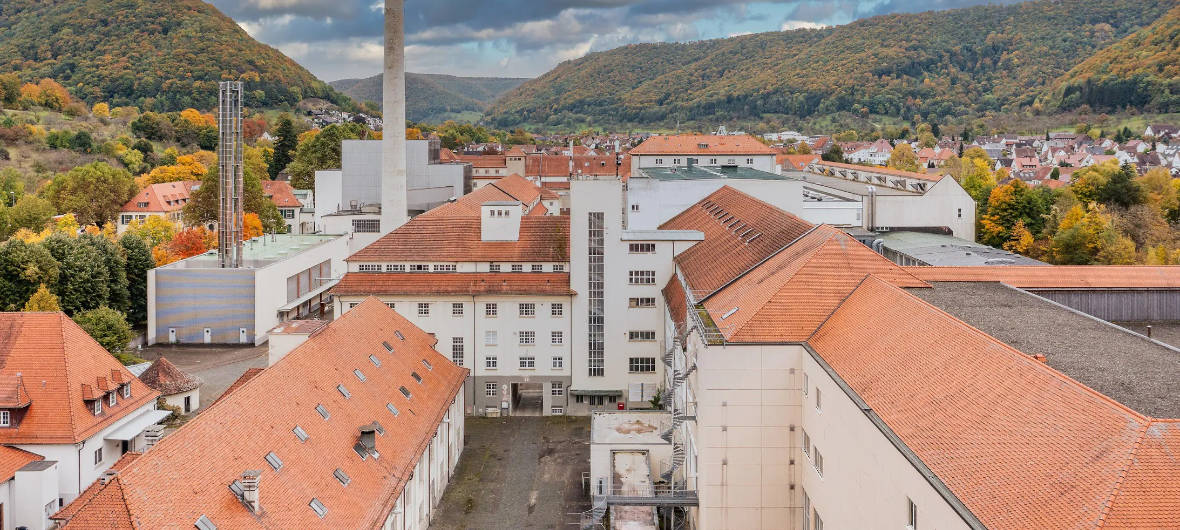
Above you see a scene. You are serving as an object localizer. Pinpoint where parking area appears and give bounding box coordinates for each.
[431,416,592,530]
[138,343,268,410]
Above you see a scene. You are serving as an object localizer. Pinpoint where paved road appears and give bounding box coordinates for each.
[431,416,591,530]
[138,344,268,410]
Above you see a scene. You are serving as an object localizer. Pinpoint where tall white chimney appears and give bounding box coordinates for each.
[381,0,409,232]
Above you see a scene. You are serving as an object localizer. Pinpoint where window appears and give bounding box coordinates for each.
[316,404,330,420]
[485,355,498,369]
[387,403,400,416]
[309,498,327,518]
[531,264,543,272]
[511,264,524,272]
[803,491,811,530]
[631,203,640,212]
[629,357,656,373]
[451,337,464,366]
[907,499,918,530]
[353,369,366,382]
[411,372,422,384]
[386,264,406,272]
[519,356,535,369]
[265,452,283,471]
[109,391,117,407]
[433,264,457,272]
[94,447,103,465]
[655,158,664,165]
[628,243,656,253]
[485,331,498,345]
[552,356,564,369]
[452,303,464,316]
[334,468,350,487]
[349,302,360,310]
[352,219,380,233]
[816,388,822,412]
[0,410,9,427]
[629,297,656,308]
[814,448,824,477]
[588,212,605,377]
[409,264,429,272]
[629,330,656,342]
[399,386,412,399]
[803,373,809,395]
[519,303,535,317]
[957,207,963,219]
[709,158,718,165]
[551,407,564,415]
[485,303,498,317]
[489,264,500,272]
[551,331,563,345]
[136,202,149,208]
[802,430,811,460]
[628,270,656,285]
[293,425,309,442]
[673,158,681,165]
[382,341,394,352]
[385,302,396,310]
[282,209,295,219]
[746,158,754,164]
[93,400,102,415]
[551,303,563,317]
[486,382,498,397]
[357,264,381,272]
[552,264,565,272]
[369,354,382,367]
[551,381,564,396]
[417,302,430,316]
[122,384,131,399]
[519,331,535,345]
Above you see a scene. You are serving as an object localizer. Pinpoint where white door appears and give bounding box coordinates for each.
[203,328,212,344]
[168,328,177,344]
[239,328,248,344]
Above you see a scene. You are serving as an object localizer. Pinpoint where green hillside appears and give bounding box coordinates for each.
[1039,5,1180,113]
[485,0,1172,130]
[331,73,528,123]
[0,0,351,111]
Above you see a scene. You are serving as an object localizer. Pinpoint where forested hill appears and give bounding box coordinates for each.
[0,0,351,111]
[331,73,528,123]
[485,0,1173,131]
[1039,5,1180,113]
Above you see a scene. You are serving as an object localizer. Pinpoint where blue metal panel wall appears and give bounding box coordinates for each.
[153,269,256,343]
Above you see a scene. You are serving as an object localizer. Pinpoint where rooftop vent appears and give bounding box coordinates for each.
[399,386,412,399]
[240,470,261,513]
[337,384,351,399]
[382,341,394,352]
[99,470,119,485]
[354,424,380,460]
[369,355,382,367]
[309,498,327,518]
[387,403,400,416]
[421,358,432,370]
[354,369,366,382]
[411,372,422,384]
[394,330,405,341]
[334,468,351,487]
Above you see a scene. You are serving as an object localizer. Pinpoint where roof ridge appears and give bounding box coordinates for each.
[805,273,875,343]
[1094,422,1151,528]
[699,223,822,303]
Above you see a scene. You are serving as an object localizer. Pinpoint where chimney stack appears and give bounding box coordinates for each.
[381,0,409,233]
[359,425,377,451]
[241,470,261,513]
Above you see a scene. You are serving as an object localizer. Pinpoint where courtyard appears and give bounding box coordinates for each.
[138,343,268,410]
[431,416,592,530]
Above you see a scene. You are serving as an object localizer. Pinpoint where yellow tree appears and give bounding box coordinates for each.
[887,143,920,172]
[22,284,61,312]
[125,215,177,249]
[92,103,111,118]
[142,155,207,184]
[1002,220,1035,255]
[243,213,264,240]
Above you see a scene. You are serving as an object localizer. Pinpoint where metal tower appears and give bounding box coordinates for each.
[217,81,244,268]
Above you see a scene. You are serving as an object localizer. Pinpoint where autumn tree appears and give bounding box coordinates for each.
[142,154,207,185]
[42,162,138,226]
[167,227,215,261]
[1049,205,1136,265]
[8,195,54,233]
[978,180,1052,248]
[124,215,176,249]
[22,284,60,312]
[92,102,110,119]
[243,212,264,240]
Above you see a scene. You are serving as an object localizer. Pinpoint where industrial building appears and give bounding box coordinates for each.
[146,233,348,345]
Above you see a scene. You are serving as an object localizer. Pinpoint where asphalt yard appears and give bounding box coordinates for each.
[430,416,592,530]
[138,343,268,410]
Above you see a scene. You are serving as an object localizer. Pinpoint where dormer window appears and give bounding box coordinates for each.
[93,400,102,416]
[0,410,10,427]
[108,392,117,407]
[122,384,131,399]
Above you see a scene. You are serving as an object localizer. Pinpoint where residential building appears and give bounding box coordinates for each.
[628,134,777,175]
[843,138,893,164]
[0,313,165,529]
[146,233,348,345]
[53,299,467,529]
[116,180,200,233]
[262,180,310,234]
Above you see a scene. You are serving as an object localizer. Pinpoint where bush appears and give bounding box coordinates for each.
[72,306,133,353]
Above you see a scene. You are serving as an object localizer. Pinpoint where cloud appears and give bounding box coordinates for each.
[781,20,829,31]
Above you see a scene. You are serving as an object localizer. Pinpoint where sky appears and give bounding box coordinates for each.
[208,0,1023,82]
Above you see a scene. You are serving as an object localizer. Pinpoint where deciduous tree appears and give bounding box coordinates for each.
[72,307,132,354]
[42,162,138,226]
[22,284,60,312]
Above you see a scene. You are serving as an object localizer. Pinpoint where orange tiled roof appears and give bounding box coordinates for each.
[524,154,627,178]
[776,154,819,171]
[137,357,201,395]
[455,154,507,168]
[702,226,928,342]
[659,186,815,297]
[208,368,264,408]
[630,134,776,156]
[332,273,574,297]
[52,452,141,522]
[662,276,688,332]
[812,160,943,182]
[0,374,31,408]
[119,180,199,214]
[262,180,302,208]
[58,477,134,529]
[422,174,546,218]
[348,216,569,263]
[0,445,41,482]
[907,266,1180,288]
[0,313,158,444]
[808,276,1180,529]
[57,299,468,528]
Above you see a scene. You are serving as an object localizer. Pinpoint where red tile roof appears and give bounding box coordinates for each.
[630,135,776,156]
[262,180,302,208]
[455,154,507,168]
[660,186,815,297]
[332,273,574,297]
[524,154,628,178]
[209,368,264,408]
[119,180,199,213]
[421,174,547,218]
[812,160,943,182]
[0,374,31,408]
[0,313,158,444]
[662,276,688,333]
[907,266,1180,288]
[56,299,468,529]
[52,452,141,523]
[808,276,1180,529]
[776,154,819,171]
[349,216,569,263]
[702,226,927,342]
[137,357,202,395]
[0,445,42,482]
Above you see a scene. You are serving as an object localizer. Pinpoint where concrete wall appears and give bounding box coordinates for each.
[342,140,383,209]
[313,170,343,229]
[161,388,200,414]
[625,178,804,230]
[13,462,58,530]
[253,235,348,345]
[874,176,976,240]
[800,200,861,226]
[148,268,255,345]
[632,154,776,174]
[1032,289,1180,321]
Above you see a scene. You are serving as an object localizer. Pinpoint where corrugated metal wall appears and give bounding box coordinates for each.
[1031,289,1180,322]
[154,269,256,343]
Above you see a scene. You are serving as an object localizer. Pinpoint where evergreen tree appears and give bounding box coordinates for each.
[72,307,132,354]
[41,234,110,315]
[81,234,129,313]
[930,123,940,138]
[22,284,60,312]
[270,114,298,179]
[821,143,845,163]
[1098,163,1144,208]
[1049,167,1060,180]
[120,233,153,325]
[0,239,60,311]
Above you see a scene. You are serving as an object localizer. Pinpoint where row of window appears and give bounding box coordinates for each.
[650,157,756,165]
[89,384,133,417]
[480,330,565,346]
[373,302,567,318]
[484,381,565,397]
[482,355,562,370]
[802,489,918,529]
[356,263,568,273]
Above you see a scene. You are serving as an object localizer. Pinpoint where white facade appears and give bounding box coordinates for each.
[625,175,804,230]
[631,154,776,175]
[381,393,464,530]
[4,462,58,530]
